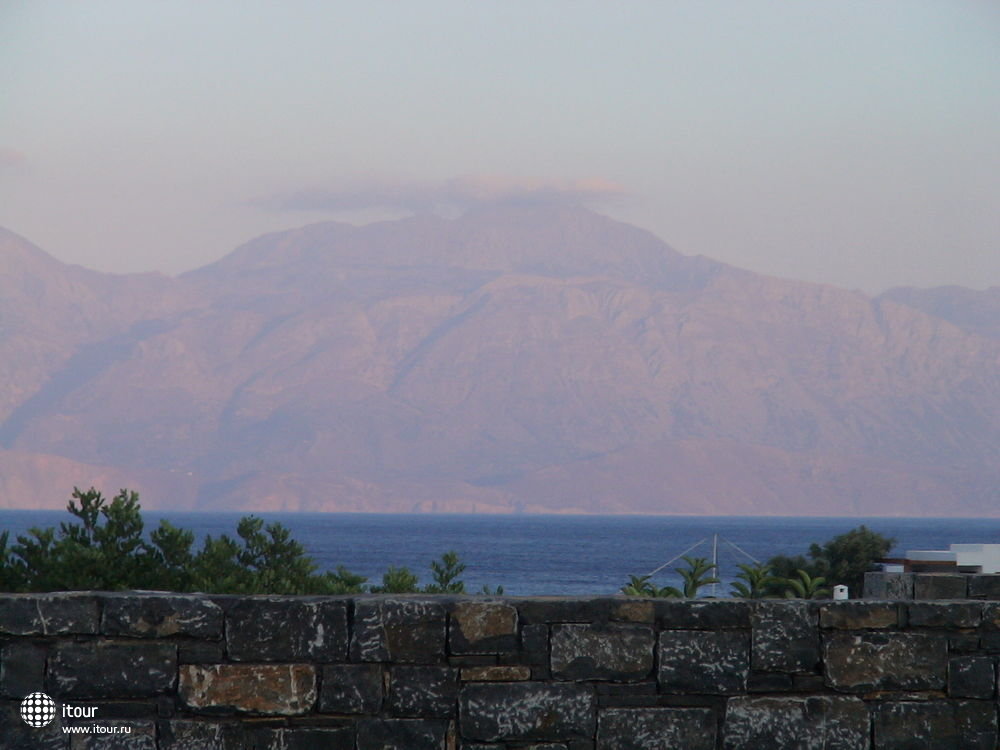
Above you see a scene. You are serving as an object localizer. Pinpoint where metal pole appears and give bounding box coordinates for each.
[711,533,718,597]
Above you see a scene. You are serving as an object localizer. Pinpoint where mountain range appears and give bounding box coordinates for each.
[1,206,997,515]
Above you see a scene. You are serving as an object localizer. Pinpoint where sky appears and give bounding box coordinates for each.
[1,1,998,294]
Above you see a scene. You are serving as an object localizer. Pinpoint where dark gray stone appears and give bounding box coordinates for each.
[0,594,99,635]
[350,598,447,663]
[450,601,518,653]
[820,602,900,629]
[47,642,177,698]
[655,600,751,629]
[387,666,457,718]
[658,630,749,694]
[948,656,995,699]
[968,575,1000,600]
[823,632,947,691]
[521,623,550,663]
[460,682,595,741]
[226,598,348,661]
[102,595,223,638]
[243,726,355,750]
[907,601,982,628]
[863,572,914,601]
[515,598,619,625]
[66,720,157,750]
[872,701,997,750]
[319,664,382,714]
[597,707,715,749]
[157,720,245,750]
[722,696,869,750]
[751,601,819,673]
[979,603,1000,631]
[356,718,447,750]
[0,700,69,749]
[551,624,654,682]
[178,641,225,663]
[913,574,967,600]
[0,642,46,697]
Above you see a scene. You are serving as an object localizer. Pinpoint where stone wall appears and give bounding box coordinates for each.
[2,593,1000,748]
[865,571,1000,601]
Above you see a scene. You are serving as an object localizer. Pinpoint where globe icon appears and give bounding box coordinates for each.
[20,692,56,728]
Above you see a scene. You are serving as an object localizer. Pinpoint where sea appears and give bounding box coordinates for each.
[2,511,999,597]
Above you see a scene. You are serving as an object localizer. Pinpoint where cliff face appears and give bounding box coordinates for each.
[0,208,997,514]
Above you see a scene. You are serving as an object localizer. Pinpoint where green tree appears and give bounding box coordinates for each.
[371,566,421,593]
[424,551,467,594]
[809,525,894,597]
[781,569,830,599]
[676,556,720,598]
[729,562,777,599]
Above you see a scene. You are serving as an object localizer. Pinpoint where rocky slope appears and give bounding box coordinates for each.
[0,208,996,514]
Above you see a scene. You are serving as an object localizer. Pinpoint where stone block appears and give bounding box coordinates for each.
[0,700,69,749]
[655,600,750,629]
[102,595,223,638]
[863,572,914,601]
[979,603,1000,631]
[722,696,869,750]
[460,682,595,741]
[948,656,995,699]
[0,642,46,697]
[450,601,518,653]
[319,664,382,714]
[157,719,245,750]
[551,624,655,682]
[48,642,177,698]
[226,598,348,661]
[515,597,618,625]
[596,707,715,749]
[461,666,531,681]
[823,632,947,691]
[751,601,819,673]
[356,718,448,750]
[658,630,749,694]
[351,598,446,663]
[611,600,654,624]
[820,602,900,629]
[968,575,1000,600]
[387,666,457,718]
[243,726,355,750]
[179,664,316,715]
[0,594,99,635]
[178,641,225,663]
[872,701,997,750]
[913,574,967,600]
[907,602,982,628]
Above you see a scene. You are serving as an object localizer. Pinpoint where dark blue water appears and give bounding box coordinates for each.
[3,511,1000,596]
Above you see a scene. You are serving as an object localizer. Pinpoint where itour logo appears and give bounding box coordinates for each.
[20,692,56,728]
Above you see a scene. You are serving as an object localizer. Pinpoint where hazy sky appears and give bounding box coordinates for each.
[2,1,998,293]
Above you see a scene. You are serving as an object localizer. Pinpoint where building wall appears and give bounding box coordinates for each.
[2,593,999,748]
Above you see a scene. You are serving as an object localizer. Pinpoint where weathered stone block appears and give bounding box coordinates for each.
[823,632,947,691]
[460,682,595,741]
[515,597,618,625]
[612,600,654,624]
[872,701,997,749]
[948,656,995,699]
[48,642,177,698]
[655,600,750,629]
[0,642,46,697]
[178,641,225,663]
[450,601,518,653]
[226,598,348,661]
[722,696,869,750]
[913,574,967,600]
[907,601,982,628]
[752,601,819,673]
[0,594,99,635]
[356,718,448,749]
[67,719,157,749]
[596,707,715,750]
[551,624,654,682]
[319,664,382,714]
[979,603,1000,631]
[351,598,446,663]
[658,630,749,694]
[243,726,355,750]
[102,595,223,638]
[820,602,899,630]
[387,666,457,718]
[462,666,531,681]
[157,719,245,750]
[179,664,316,715]
[863,572,914,601]
[968,575,1000,600]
